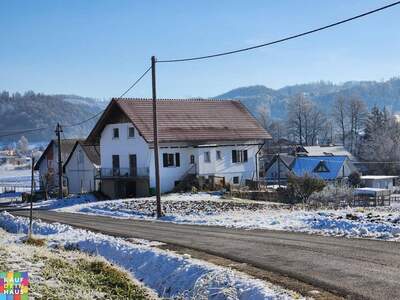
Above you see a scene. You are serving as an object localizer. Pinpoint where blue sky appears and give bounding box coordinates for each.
[1,0,399,99]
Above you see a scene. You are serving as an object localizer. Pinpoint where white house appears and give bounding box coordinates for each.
[63,141,100,194]
[86,98,271,199]
[34,139,80,191]
[360,175,398,189]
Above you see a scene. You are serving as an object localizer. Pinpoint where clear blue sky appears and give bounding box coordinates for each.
[1,0,399,99]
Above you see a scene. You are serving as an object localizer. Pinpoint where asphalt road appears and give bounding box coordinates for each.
[12,210,400,300]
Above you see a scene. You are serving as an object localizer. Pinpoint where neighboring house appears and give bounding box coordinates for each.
[360,175,398,189]
[295,145,358,162]
[34,139,81,191]
[86,98,271,199]
[265,154,295,183]
[63,141,100,194]
[291,156,357,181]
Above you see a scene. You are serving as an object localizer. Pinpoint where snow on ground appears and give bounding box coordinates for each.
[0,211,301,300]
[57,193,400,241]
[0,229,156,300]
[4,193,98,209]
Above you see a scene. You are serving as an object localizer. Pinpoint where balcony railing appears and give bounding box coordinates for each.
[96,167,149,178]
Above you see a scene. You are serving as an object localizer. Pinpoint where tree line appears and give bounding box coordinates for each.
[258,93,400,174]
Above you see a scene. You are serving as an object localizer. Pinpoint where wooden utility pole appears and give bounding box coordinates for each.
[29,155,35,238]
[151,56,162,218]
[55,123,63,199]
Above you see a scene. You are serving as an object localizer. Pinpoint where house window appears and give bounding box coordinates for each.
[112,155,120,176]
[314,161,329,173]
[163,153,180,167]
[232,150,248,163]
[233,176,240,184]
[113,128,119,139]
[190,155,195,164]
[216,150,222,160]
[204,151,211,163]
[128,127,135,138]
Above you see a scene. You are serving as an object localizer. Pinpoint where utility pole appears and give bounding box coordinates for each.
[29,155,35,238]
[55,123,63,199]
[151,56,162,218]
[277,125,282,188]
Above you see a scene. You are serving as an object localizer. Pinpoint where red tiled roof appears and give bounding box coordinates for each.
[88,98,271,144]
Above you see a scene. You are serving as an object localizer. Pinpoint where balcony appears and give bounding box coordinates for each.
[96,167,149,179]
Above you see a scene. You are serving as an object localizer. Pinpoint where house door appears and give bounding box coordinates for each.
[129,154,137,176]
[126,181,136,198]
[112,155,120,176]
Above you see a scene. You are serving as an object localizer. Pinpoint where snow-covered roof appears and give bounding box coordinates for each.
[360,175,398,180]
[301,145,357,161]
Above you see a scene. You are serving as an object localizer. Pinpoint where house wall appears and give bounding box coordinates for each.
[363,178,394,189]
[64,143,98,194]
[265,159,291,182]
[100,123,262,194]
[196,143,259,183]
[100,123,151,198]
[38,143,58,189]
[337,160,357,179]
[149,142,261,192]
[100,123,151,172]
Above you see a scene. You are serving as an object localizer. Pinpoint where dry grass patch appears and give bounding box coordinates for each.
[24,236,46,247]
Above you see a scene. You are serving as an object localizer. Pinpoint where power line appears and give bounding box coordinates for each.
[62,65,152,128]
[0,65,152,138]
[158,1,400,63]
[0,126,52,139]
[61,110,104,128]
[118,66,152,98]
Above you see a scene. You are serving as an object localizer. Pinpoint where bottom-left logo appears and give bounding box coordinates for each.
[0,272,29,300]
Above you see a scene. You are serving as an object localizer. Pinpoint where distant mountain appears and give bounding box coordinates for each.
[0,91,107,144]
[215,78,400,119]
[2,77,400,144]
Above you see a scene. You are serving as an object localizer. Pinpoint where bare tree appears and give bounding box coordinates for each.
[287,94,325,146]
[287,94,307,145]
[332,96,347,147]
[257,104,269,129]
[309,108,327,145]
[348,96,367,153]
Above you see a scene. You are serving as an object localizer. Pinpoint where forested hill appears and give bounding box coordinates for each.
[0,91,107,143]
[2,77,400,144]
[215,77,400,119]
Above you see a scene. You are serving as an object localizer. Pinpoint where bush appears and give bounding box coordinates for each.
[309,183,354,207]
[287,174,326,204]
[348,171,361,187]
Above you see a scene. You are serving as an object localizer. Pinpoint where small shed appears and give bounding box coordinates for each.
[63,141,100,194]
[360,175,398,189]
[353,187,392,206]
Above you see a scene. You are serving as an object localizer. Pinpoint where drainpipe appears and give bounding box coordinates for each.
[255,142,266,181]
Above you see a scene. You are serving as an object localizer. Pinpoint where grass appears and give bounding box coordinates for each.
[39,257,150,300]
[0,229,153,300]
[24,236,46,247]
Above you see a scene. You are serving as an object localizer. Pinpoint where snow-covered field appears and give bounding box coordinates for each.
[0,164,38,197]
[57,193,400,241]
[0,211,301,300]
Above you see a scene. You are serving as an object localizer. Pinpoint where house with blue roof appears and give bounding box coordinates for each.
[265,154,357,183]
[291,155,357,181]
